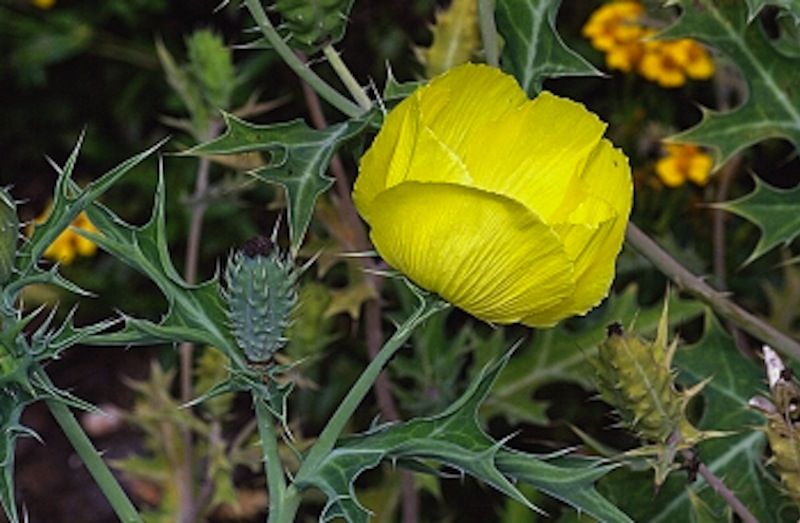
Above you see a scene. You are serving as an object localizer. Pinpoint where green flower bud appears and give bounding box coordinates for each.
[225,236,298,364]
[273,0,355,51]
[0,188,18,285]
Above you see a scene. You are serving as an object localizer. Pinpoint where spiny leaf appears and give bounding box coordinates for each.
[714,177,800,264]
[14,133,166,278]
[745,0,800,25]
[496,0,601,95]
[480,285,704,425]
[496,451,630,523]
[185,112,374,250]
[0,188,17,286]
[664,1,800,167]
[78,174,240,364]
[600,312,789,522]
[0,386,34,523]
[297,352,630,522]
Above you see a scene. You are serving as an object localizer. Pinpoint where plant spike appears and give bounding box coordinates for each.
[272,0,355,52]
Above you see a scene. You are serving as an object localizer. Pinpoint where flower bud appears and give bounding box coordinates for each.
[0,188,17,285]
[273,0,354,51]
[225,236,298,364]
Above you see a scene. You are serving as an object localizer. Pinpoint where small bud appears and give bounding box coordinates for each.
[593,302,720,485]
[273,0,354,51]
[0,188,18,285]
[225,236,298,364]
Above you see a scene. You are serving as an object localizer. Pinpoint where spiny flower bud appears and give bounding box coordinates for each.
[273,0,354,51]
[593,306,713,485]
[225,236,298,364]
[0,188,17,285]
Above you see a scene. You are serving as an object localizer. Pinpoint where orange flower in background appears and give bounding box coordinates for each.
[582,1,714,87]
[655,144,713,187]
[31,204,99,264]
[582,1,650,73]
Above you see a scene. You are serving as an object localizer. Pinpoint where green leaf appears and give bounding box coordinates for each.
[664,1,800,166]
[482,285,704,425]
[298,352,630,522]
[185,112,374,250]
[78,174,240,364]
[496,0,601,95]
[496,451,631,523]
[715,177,800,264]
[13,133,166,280]
[745,0,800,25]
[0,188,17,286]
[600,312,789,522]
[0,387,34,523]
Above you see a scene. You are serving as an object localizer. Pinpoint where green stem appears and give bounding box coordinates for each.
[43,381,141,522]
[625,223,800,359]
[322,45,372,111]
[477,0,499,67]
[243,0,363,118]
[254,396,290,523]
[295,297,448,485]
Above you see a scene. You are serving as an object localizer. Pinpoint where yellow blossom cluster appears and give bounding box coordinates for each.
[655,143,713,187]
[32,204,99,264]
[31,0,55,9]
[582,1,714,88]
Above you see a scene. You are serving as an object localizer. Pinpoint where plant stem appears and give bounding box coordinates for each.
[625,223,800,359]
[322,45,372,111]
[477,0,499,67]
[254,396,289,523]
[243,0,363,118]
[294,299,448,485]
[44,392,141,522]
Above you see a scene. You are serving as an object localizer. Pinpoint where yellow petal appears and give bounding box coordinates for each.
[418,63,527,156]
[462,91,607,223]
[353,93,419,219]
[367,182,575,324]
[525,140,632,325]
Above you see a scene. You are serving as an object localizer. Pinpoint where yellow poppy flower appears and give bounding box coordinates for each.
[353,64,632,327]
[655,143,713,187]
[31,203,99,265]
[31,0,55,9]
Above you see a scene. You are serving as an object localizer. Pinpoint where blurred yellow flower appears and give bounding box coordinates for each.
[31,0,55,9]
[31,204,99,264]
[353,64,632,327]
[655,143,713,187]
[582,1,714,87]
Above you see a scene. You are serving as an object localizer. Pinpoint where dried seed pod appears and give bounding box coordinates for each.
[225,236,298,364]
[751,346,800,505]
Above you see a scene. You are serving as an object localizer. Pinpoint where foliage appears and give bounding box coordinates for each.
[2,0,800,522]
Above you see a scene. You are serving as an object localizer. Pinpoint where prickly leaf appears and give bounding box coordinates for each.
[0,189,16,285]
[496,0,601,95]
[185,112,374,249]
[715,177,800,264]
[665,1,800,166]
[298,353,630,522]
